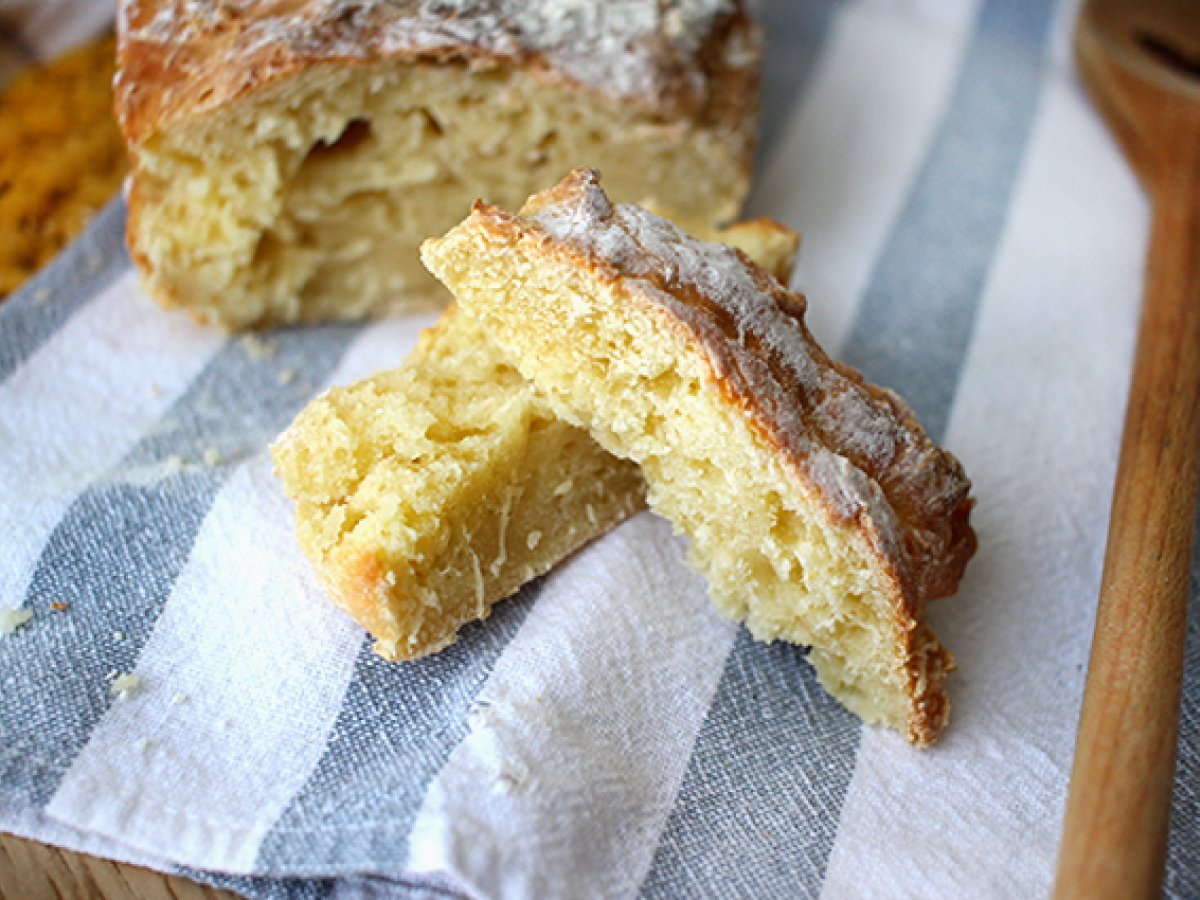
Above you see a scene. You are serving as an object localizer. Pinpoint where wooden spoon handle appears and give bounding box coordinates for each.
[1054,163,1200,898]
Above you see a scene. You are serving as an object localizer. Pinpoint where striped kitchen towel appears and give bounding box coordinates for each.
[1,0,1197,897]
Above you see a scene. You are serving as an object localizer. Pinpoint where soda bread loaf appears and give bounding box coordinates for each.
[421,170,977,745]
[116,0,761,329]
[271,219,798,662]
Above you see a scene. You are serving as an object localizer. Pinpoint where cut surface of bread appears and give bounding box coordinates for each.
[117,0,760,329]
[422,170,977,746]
[272,218,798,661]
[271,306,644,660]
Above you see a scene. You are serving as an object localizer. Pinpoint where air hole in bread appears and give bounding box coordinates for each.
[526,129,558,166]
[419,108,444,137]
[124,59,753,328]
[306,117,373,161]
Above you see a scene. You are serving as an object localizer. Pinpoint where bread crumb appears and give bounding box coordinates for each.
[50,601,69,612]
[148,383,164,398]
[86,253,103,274]
[33,287,51,305]
[526,530,542,550]
[553,479,573,496]
[586,503,597,525]
[0,606,33,635]
[469,549,485,616]
[111,672,143,700]
[493,758,530,795]
[170,692,189,706]
[277,367,296,386]
[112,630,124,641]
[133,737,150,753]
[241,335,277,359]
[203,447,221,467]
[165,454,184,473]
[466,698,492,732]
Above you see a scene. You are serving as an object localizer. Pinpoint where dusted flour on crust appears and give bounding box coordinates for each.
[522,171,973,606]
[422,170,978,745]
[116,1,760,328]
[116,0,754,142]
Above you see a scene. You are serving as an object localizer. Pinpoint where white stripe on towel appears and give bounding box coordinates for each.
[406,514,738,899]
[45,315,439,872]
[0,273,224,606]
[751,0,981,354]
[820,59,1148,900]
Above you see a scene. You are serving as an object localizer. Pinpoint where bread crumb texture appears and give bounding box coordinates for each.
[117,0,759,328]
[272,218,794,665]
[110,672,144,700]
[272,307,645,660]
[422,170,977,745]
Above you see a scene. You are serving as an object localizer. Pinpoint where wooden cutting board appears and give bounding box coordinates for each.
[0,832,235,899]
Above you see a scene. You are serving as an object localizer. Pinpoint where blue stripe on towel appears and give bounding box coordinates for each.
[0,323,360,807]
[1165,503,1200,899]
[0,197,128,385]
[254,582,542,874]
[639,633,859,897]
[754,0,839,174]
[179,869,334,900]
[186,872,469,900]
[839,0,1053,439]
[641,0,1057,893]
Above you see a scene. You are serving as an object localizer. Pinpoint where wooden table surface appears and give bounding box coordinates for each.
[0,832,237,899]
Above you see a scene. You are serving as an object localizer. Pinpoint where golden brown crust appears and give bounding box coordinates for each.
[335,551,401,652]
[115,0,760,148]
[514,169,976,610]
[440,170,977,745]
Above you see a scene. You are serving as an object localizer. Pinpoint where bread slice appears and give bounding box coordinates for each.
[271,306,645,660]
[421,170,977,745]
[116,0,761,329]
[271,218,798,662]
